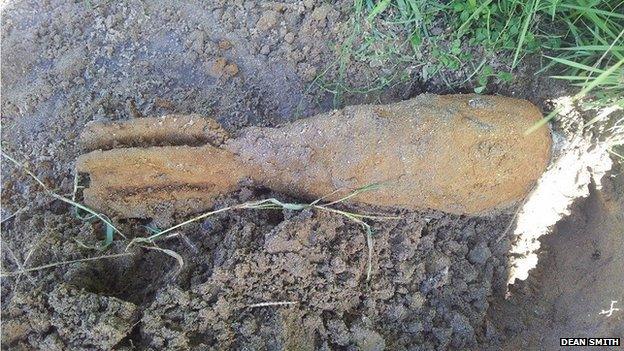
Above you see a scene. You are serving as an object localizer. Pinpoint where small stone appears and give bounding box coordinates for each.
[331,257,346,273]
[311,5,330,22]
[408,293,425,309]
[209,58,238,78]
[284,32,295,44]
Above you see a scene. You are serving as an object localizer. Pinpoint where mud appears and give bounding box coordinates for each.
[1,0,620,350]
[77,94,550,223]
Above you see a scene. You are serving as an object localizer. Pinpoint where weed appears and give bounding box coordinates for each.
[317,0,623,110]
[247,301,298,309]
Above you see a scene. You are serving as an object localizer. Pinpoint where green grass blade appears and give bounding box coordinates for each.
[513,0,540,68]
[545,55,606,73]
[558,3,624,20]
[574,58,624,98]
[527,58,624,134]
[2,151,126,248]
[368,0,391,20]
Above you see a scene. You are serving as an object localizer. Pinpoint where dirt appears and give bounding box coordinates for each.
[77,94,550,224]
[2,187,516,350]
[0,0,621,350]
[3,283,139,349]
[491,167,624,349]
[134,200,514,350]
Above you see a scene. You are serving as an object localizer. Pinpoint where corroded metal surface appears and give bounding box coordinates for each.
[77,94,551,220]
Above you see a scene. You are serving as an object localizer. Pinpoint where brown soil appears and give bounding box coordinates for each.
[77,94,550,224]
[1,0,620,350]
[3,187,516,350]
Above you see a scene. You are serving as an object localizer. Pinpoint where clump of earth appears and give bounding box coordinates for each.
[3,187,514,350]
[1,1,622,350]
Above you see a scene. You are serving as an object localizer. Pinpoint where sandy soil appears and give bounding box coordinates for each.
[1,1,622,350]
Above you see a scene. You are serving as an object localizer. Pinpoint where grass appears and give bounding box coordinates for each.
[316,0,623,134]
[0,252,134,277]
[528,1,624,133]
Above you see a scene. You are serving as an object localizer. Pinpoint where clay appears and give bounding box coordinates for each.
[77,94,551,221]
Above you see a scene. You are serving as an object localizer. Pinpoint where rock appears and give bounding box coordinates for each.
[218,39,232,50]
[311,5,330,22]
[208,57,239,79]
